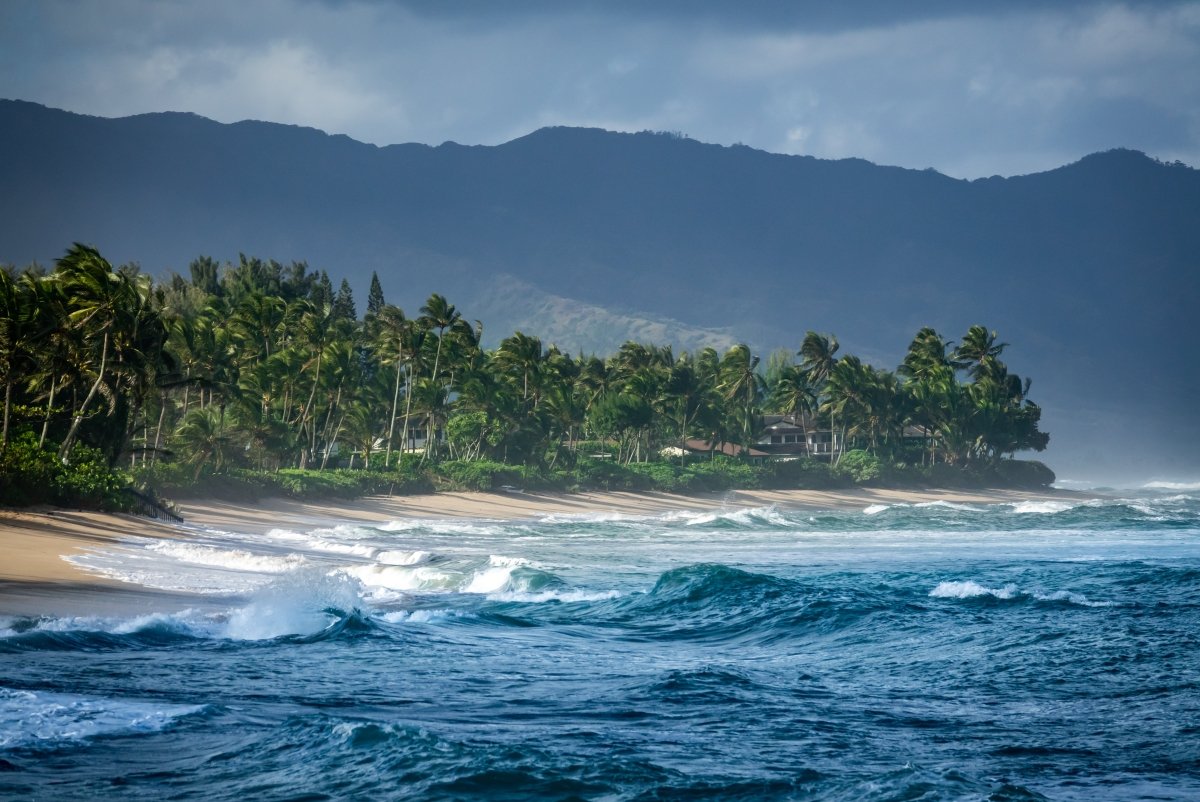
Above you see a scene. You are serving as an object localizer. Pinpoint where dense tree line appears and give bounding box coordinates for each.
[0,245,1047,489]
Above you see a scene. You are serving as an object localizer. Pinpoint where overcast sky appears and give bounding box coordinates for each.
[2,0,1197,177]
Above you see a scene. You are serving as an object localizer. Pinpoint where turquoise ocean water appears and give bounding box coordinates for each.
[2,489,1198,800]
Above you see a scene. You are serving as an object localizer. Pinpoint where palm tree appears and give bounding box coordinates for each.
[717,344,764,450]
[53,244,141,462]
[799,331,840,460]
[495,331,546,404]
[899,327,961,380]
[419,293,461,391]
[0,269,27,446]
[768,363,817,455]
[22,275,77,448]
[954,325,1008,382]
[174,407,231,481]
[372,304,413,467]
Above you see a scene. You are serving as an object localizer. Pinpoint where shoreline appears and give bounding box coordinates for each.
[0,485,1077,615]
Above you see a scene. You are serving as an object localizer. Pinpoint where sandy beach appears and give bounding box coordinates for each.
[0,485,1075,613]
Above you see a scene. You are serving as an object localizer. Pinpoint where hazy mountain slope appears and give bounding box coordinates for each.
[1,99,1196,480]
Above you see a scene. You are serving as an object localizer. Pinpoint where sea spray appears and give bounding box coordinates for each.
[221,568,366,640]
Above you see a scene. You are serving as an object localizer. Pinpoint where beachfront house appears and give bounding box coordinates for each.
[754,414,840,458]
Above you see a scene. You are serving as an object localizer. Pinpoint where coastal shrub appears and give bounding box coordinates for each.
[627,462,687,492]
[435,460,523,491]
[515,466,571,492]
[684,458,761,492]
[762,458,841,490]
[572,457,648,491]
[836,450,883,484]
[0,433,130,510]
[575,440,617,460]
[993,459,1056,488]
[132,462,435,502]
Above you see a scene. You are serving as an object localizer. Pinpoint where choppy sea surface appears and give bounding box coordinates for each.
[2,489,1199,801]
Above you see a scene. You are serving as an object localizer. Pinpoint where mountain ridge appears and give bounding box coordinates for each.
[1,99,1196,480]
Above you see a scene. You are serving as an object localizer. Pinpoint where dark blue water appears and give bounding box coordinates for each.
[2,493,1199,800]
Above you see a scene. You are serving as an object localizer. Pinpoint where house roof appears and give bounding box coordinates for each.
[680,439,771,458]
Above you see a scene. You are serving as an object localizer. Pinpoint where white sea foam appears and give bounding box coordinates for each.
[23,610,204,637]
[486,589,621,604]
[929,581,1019,599]
[264,528,307,541]
[1143,480,1200,491]
[63,552,274,595]
[376,549,431,566]
[146,542,307,573]
[220,570,364,640]
[913,500,986,512]
[464,565,519,594]
[678,505,790,527]
[929,581,1112,607]
[537,511,639,525]
[379,609,461,624]
[862,500,983,515]
[0,610,212,640]
[1008,500,1079,514]
[340,564,457,592]
[376,519,511,536]
[1030,590,1114,608]
[300,538,379,558]
[0,688,206,749]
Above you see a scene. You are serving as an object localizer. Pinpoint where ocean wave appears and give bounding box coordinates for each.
[677,505,794,528]
[378,608,462,623]
[376,518,515,536]
[862,500,987,516]
[0,688,207,750]
[486,588,621,604]
[0,610,211,651]
[1008,500,1081,515]
[377,549,431,566]
[146,541,308,573]
[929,580,1020,600]
[1,571,373,646]
[340,563,459,592]
[1143,480,1200,491]
[929,580,1112,606]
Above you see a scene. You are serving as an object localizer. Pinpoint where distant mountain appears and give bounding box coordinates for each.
[1,99,1197,482]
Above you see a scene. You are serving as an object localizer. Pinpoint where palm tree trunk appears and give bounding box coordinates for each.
[39,378,58,448]
[300,350,323,455]
[322,412,347,470]
[400,364,415,461]
[151,393,167,463]
[386,347,403,468]
[59,330,109,462]
[1,379,11,448]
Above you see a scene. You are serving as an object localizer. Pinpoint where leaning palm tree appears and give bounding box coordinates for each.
[53,244,141,462]
[954,325,1008,382]
[174,407,231,481]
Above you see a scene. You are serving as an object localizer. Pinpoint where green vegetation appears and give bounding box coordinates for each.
[0,244,1052,510]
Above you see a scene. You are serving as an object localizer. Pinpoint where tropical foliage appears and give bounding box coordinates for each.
[0,245,1051,506]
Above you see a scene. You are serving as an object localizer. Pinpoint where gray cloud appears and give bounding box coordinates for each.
[1,0,1197,177]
